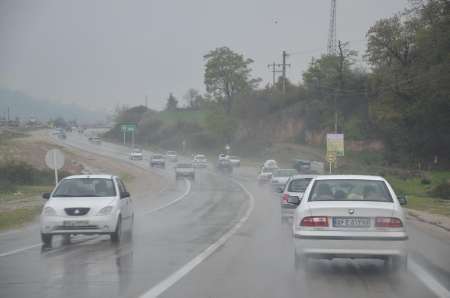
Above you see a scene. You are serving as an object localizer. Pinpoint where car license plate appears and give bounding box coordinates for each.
[333,217,370,228]
[63,220,89,227]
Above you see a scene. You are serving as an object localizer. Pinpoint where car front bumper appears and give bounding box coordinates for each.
[294,231,408,258]
[41,215,117,235]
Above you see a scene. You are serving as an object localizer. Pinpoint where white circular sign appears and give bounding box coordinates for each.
[45,149,65,170]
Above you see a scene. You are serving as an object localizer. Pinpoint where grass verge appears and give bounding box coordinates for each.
[0,206,42,231]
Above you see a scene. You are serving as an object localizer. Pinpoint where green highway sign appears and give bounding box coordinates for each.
[121,124,136,132]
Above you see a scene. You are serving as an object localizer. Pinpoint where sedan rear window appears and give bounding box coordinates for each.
[53,178,116,197]
[288,178,313,192]
[309,180,393,202]
[273,169,297,177]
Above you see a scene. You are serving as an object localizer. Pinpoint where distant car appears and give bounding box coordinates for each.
[129,148,143,160]
[166,151,178,162]
[218,154,227,161]
[264,159,278,169]
[91,137,102,144]
[57,132,66,139]
[226,155,241,167]
[192,154,208,168]
[150,154,166,168]
[257,167,276,184]
[216,159,233,174]
[279,175,316,223]
[175,163,195,180]
[293,175,408,271]
[271,168,298,191]
[40,175,134,245]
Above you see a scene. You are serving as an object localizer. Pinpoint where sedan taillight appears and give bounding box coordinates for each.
[300,216,329,227]
[282,193,289,203]
[375,217,403,228]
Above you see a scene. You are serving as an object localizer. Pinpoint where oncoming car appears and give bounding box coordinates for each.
[192,154,208,168]
[150,154,166,168]
[40,175,134,246]
[129,148,143,160]
[293,175,408,271]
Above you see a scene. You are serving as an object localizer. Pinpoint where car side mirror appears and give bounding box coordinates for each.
[398,195,407,206]
[121,191,130,199]
[42,192,51,200]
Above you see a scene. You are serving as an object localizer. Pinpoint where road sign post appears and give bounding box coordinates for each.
[45,149,65,186]
[120,124,137,147]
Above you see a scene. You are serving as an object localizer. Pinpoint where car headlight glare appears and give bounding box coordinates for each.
[97,206,113,216]
[43,207,57,216]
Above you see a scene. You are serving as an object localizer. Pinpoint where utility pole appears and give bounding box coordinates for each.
[267,62,282,87]
[145,95,148,108]
[334,40,345,133]
[281,50,291,94]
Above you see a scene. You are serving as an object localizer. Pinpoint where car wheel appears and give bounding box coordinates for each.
[41,233,52,246]
[111,217,122,243]
[294,252,308,271]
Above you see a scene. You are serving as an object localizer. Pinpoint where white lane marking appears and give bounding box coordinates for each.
[0,243,41,257]
[409,260,450,298]
[139,179,255,298]
[141,179,192,215]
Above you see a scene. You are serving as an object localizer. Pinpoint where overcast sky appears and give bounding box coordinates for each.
[0,0,408,112]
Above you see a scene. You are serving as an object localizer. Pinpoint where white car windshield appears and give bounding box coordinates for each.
[309,180,393,202]
[53,178,116,197]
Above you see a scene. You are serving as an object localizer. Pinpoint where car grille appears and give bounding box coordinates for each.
[54,225,99,230]
[65,208,90,216]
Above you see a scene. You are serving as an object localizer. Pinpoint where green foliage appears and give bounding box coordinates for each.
[366,0,450,165]
[430,182,450,200]
[165,93,178,111]
[204,47,260,114]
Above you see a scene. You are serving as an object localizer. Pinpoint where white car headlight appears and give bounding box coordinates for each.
[97,206,114,216]
[43,207,57,216]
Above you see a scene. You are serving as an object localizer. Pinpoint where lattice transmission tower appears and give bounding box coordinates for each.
[327,0,337,55]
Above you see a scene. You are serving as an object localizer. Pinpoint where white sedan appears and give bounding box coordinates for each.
[40,175,133,246]
[293,175,408,271]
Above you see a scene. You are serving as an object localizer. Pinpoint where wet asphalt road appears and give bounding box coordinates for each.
[0,132,449,298]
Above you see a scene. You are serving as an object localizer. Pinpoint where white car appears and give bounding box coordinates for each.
[129,148,143,160]
[192,154,208,168]
[293,175,408,271]
[226,155,241,167]
[257,167,276,184]
[264,159,278,169]
[279,175,316,223]
[40,175,134,246]
[271,168,298,190]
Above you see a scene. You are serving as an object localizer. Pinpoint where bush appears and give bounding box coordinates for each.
[0,161,66,187]
[430,182,450,200]
[420,178,431,185]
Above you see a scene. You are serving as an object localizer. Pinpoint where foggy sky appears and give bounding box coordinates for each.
[0,0,408,112]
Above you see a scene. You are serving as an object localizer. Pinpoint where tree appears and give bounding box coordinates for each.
[204,47,260,114]
[365,0,450,165]
[165,93,178,111]
[183,89,205,110]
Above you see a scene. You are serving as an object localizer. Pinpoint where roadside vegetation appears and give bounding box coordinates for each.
[104,1,449,214]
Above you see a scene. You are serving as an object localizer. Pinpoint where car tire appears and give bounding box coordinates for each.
[41,233,52,246]
[111,217,122,243]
